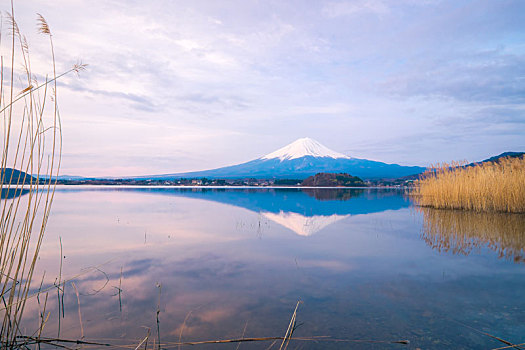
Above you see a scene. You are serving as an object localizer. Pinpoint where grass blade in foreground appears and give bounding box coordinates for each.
[0,5,84,347]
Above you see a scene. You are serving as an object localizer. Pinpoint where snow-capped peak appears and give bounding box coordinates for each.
[261,137,350,161]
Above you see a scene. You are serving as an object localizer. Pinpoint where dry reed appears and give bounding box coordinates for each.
[411,156,525,213]
[0,3,84,347]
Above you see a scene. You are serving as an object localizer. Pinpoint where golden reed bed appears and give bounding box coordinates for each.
[411,156,525,213]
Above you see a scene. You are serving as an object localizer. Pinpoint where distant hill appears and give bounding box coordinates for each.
[392,151,525,183]
[138,138,427,180]
[40,174,92,181]
[302,173,366,187]
[470,152,524,166]
[0,168,36,185]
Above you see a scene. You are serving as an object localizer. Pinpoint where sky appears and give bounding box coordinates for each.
[5,0,525,176]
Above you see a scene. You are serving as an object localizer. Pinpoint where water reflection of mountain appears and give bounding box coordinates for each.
[56,187,410,236]
[420,207,525,262]
[73,187,409,217]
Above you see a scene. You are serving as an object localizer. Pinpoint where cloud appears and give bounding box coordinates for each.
[380,50,525,104]
[176,92,251,111]
[63,81,159,112]
[473,106,525,126]
[4,0,523,175]
[323,0,390,17]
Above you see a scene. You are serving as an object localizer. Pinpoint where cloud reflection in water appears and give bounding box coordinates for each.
[20,187,525,348]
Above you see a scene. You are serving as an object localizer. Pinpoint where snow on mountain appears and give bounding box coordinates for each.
[135,136,427,180]
[261,137,350,161]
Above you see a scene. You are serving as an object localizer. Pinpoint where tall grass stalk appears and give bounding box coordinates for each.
[411,157,525,213]
[0,3,84,347]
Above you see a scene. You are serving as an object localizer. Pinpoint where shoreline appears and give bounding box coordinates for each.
[51,184,407,190]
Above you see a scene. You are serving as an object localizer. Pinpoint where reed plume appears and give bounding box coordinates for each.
[0,4,83,347]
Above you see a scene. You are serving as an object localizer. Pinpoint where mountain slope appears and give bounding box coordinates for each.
[393,151,525,182]
[143,138,426,180]
[1,168,36,184]
[472,151,524,165]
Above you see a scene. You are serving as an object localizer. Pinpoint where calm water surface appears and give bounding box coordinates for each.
[22,187,525,349]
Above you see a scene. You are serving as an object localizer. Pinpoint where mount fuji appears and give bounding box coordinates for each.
[147,138,426,180]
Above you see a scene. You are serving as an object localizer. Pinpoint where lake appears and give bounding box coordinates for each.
[20,187,525,349]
